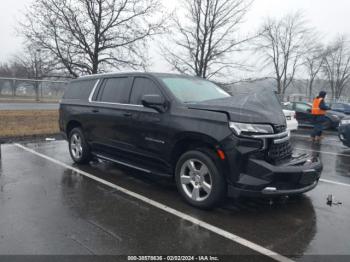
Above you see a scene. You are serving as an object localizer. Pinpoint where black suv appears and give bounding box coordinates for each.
[59,73,323,208]
[339,117,350,147]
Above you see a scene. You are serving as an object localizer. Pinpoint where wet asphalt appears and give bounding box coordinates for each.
[0,130,349,261]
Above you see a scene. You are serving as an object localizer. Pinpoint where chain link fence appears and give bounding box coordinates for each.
[0,77,69,102]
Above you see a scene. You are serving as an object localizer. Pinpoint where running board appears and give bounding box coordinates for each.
[92,153,171,177]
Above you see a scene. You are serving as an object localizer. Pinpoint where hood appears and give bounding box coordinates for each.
[187,89,286,126]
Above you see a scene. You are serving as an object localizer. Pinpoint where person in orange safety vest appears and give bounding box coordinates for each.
[311,91,330,143]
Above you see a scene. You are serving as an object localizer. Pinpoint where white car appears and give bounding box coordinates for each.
[283,109,298,131]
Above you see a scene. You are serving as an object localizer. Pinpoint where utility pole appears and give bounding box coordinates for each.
[34,48,41,102]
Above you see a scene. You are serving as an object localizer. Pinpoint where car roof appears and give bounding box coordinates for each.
[76,72,196,81]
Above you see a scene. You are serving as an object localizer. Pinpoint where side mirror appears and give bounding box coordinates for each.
[306,109,311,113]
[141,94,167,112]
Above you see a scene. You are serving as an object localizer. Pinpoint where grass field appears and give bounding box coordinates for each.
[0,110,59,138]
[0,97,60,103]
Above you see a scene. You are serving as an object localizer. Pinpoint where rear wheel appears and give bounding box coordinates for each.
[68,127,92,164]
[175,149,226,209]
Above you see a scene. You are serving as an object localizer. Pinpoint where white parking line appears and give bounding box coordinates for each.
[13,143,293,262]
[294,147,350,157]
[320,179,350,188]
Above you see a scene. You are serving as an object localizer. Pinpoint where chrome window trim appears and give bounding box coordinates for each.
[90,100,144,108]
[87,78,144,108]
[88,79,100,102]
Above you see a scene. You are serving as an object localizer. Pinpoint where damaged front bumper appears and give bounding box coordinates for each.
[227,153,323,198]
[221,129,323,198]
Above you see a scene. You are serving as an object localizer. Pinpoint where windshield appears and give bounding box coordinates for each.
[160,76,230,103]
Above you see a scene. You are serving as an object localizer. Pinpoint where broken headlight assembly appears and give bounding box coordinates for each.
[229,122,274,136]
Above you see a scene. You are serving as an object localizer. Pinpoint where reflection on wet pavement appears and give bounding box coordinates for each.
[0,130,349,259]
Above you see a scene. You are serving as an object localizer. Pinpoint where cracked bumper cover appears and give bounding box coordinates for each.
[227,154,323,198]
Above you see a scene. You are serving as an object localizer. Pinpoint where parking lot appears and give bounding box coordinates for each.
[0,129,349,261]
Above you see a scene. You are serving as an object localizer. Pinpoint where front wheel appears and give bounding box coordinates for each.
[68,127,92,164]
[175,149,226,209]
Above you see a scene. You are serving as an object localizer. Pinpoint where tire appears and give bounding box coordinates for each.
[175,149,226,209]
[68,127,92,164]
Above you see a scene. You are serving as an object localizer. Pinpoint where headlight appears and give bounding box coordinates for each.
[341,119,350,125]
[229,122,274,136]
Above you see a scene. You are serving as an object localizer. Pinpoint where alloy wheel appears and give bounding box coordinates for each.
[180,159,212,202]
[70,133,83,159]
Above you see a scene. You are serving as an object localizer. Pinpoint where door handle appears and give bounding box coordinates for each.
[92,109,99,113]
[123,112,132,117]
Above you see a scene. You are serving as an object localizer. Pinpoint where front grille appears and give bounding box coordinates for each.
[274,125,287,134]
[267,141,293,163]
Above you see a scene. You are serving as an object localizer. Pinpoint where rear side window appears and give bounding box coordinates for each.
[130,78,162,105]
[63,80,96,99]
[99,78,130,103]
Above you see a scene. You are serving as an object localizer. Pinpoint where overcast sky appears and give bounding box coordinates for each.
[1,0,350,72]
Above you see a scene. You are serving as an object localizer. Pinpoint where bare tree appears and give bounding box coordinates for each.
[21,0,166,77]
[163,0,254,80]
[0,63,14,95]
[0,62,29,78]
[13,46,54,100]
[303,42,324,98]
[322,36,350,99]
[0,61,31,96]
[0,63,12,78]
[0,45,68,99]
[257,12,309,97]
[13,45,63,79]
